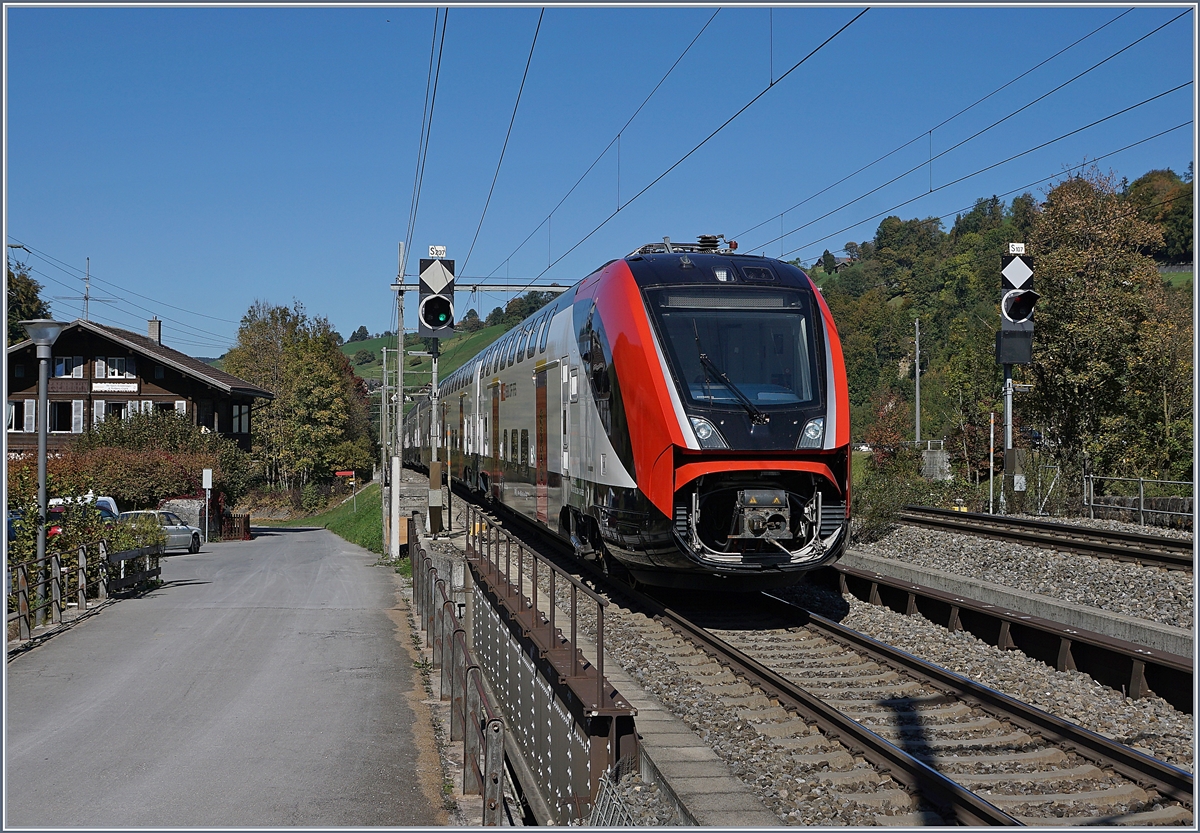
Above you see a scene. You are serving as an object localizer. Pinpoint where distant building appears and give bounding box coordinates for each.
[7,318,273,453]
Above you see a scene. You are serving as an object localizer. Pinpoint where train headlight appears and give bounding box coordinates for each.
[690,417,728,449]
[797,417,825,449]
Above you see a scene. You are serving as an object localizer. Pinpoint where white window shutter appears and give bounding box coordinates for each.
[72,356,83,378]
[126,357,136,378]
[24,399,36,432]
[175,400,187,416]
[94,400,106,425]
[6,403,13,431]
[72,400,84,433]
[96,357,107,379]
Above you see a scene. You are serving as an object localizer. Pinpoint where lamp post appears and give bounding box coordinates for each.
[20,320,69,571]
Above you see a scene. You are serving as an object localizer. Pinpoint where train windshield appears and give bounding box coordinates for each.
[647,288,821,409]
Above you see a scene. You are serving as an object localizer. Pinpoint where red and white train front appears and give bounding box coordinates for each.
[407,238,850,590]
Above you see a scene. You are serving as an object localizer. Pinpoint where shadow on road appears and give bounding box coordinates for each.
[249,526,324,536]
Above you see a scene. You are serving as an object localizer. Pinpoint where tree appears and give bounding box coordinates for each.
[353,349,375,365]
[821,250,836,274]
[348,325,371,343]
[7,258,50,345]
[223,301,376,487]
[1027,168,1190,479]
[484,306,506,327]
[459,308,484,332]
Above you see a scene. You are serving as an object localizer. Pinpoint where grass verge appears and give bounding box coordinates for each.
[273,482,383,554]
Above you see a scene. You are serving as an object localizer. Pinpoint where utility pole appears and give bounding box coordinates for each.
[914,317,921,445]
[388,243,406,557]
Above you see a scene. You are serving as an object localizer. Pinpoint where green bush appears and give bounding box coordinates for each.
[300,482,325,515]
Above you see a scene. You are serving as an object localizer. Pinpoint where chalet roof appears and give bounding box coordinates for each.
[7,319,274,401]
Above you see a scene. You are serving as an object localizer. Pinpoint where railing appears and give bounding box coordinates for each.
[221,513,252,541]
[1084,474,1193,529]
[463,503,637,823]
[7,540,162,643]
[410,518,507,826]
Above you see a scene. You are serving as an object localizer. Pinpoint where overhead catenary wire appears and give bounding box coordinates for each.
[743,8,1191,256]
[461,8,544,274]
[482,7,722,283]
[403,7,449,278]
[733,7,1138,243]
[503,6,869,297]
[783,119,1192,265]
[746,80,1193,259]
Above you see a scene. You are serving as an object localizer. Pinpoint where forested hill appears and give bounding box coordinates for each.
[801,166,1192,483]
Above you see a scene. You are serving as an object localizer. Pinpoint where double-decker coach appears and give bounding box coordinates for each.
[404,235,850,590]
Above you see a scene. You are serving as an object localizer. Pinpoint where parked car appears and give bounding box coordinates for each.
[49,492,120,516]
[46,504,119,540]
[118,511,202,554]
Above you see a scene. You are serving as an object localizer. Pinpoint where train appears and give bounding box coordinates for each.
[402,235,850,590]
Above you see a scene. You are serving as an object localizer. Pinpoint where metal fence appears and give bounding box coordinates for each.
[7,540,162,642]
[464,503,638,824]
[1084,474,1193,529]
[410,519,507,825]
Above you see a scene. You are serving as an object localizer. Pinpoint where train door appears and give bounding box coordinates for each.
[535,368,548,523]
[491,382,501,501]
[560,358,571,480]
[472,363,483,487]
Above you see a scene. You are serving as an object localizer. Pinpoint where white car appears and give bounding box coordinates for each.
[119,510,202,554]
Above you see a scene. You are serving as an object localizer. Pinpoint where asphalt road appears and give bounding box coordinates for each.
[5,527,447,828]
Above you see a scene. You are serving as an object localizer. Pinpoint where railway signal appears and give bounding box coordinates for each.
[418,255,455,339]
[995,250,1036,365]
[995,244,1037,512]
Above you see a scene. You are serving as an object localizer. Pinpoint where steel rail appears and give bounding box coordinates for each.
[759,593,1195,808]
[649,596,1021,825]
[899,506,1193,570]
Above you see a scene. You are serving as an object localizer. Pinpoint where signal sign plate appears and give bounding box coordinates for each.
[429,245,447,258]
[419,258,455,293]
[1001,255,1033,289]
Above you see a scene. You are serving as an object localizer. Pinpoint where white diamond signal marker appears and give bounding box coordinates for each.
[420,260,454,293]
[1002,256,1033,288]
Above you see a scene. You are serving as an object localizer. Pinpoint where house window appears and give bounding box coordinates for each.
[155,364,165,380]
[106,357,136,379]
[13,364,24,379]
[7,401,24,431]
[54,356,83,378]
[51,400,84,433]
[232,404,251,433]
[105,402,128,421]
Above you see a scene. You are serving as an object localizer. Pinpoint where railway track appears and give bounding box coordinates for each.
[658,593,1193,826]
[899,506,1193,571]
[462,499,1193,826]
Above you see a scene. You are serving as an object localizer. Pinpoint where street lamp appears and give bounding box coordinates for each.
[20,319,69,570]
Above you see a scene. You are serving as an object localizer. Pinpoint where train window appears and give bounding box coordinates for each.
[539,307,556,353]
[516,326,531,363]
[739,264,777,282]
[506,333,520,366]
[527,315,543,359]
[520,430,529,469]
[648,287,820,408]
[501,429,508,461]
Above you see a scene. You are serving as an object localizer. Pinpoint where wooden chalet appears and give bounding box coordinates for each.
[7,318,272,453]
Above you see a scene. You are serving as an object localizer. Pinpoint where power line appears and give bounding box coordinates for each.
[461,8,544,274]
[733,7,1137,243]
[482,8,721,281]
[782,119,1192,264]
[512,6,869,296]
[751,79,1192,259]
[8,238,241,325]
[403,8,449,277]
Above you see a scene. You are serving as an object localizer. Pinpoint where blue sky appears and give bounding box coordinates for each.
[5,4,1194,357]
